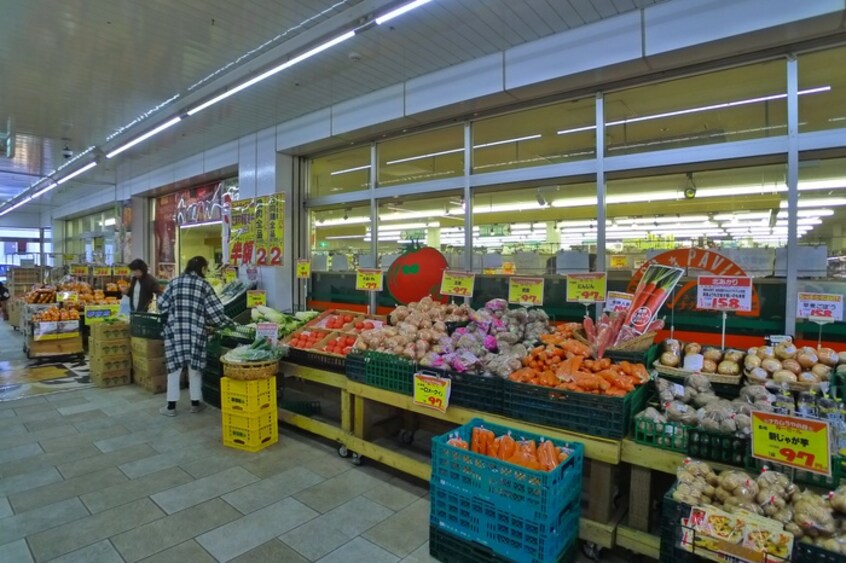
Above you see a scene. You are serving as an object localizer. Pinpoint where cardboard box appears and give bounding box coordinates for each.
[28,335,83,357]
[91,355,132,374]
[90,339,131,358]
[91,370,131,388]
[131,337,164,359]
[136,373,167,394]
[133,356,167,379]
[90,322,130,341]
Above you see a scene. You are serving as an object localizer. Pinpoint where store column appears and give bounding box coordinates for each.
[238,128,294,311]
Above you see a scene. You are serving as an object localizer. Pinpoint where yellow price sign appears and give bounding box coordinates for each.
[92,266,112,277]
[246,290,267,308]
[224,267,237,283]
[413,373,451,413]
[56,291,78,303]
[610,255,628,269]
[440,271,475,298]
[296,259,311,279]
[84,304,120,324]
[70,264,89,277]
[63,254,76,262]
[502,261,516,275]
[112,265,130,277]
[566,273,607,303]
[355,268,384,292]
[507,276,544,306]
[751,411,830,476]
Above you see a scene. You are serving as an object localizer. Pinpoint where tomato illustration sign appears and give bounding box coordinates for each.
[386,246,449,304]
[626,249,760,317]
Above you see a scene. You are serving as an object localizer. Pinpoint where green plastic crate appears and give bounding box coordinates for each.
[429,525,575,563]
[130,312,165,339]
[633,417,689,453]
[280,400,322,416]
[364,351,416,395]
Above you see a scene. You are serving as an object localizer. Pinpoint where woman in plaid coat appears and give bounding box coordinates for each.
[158,256,231,416]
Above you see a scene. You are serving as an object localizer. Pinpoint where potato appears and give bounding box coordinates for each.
[718,360,741,376]
[662,339,681,353]
[812,363,832,381]
[782,358,802,375]
[660,351,681,367]
[702,359,718,373]
[798,352,818,370]
[773,370,798,383]
[703,348,723,362]
[761,358,783,374]
[684,342,702,355]
[818,347,838,367]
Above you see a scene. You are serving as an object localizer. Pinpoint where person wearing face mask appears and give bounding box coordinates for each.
[126,259,161,312]
[157,256,232,416]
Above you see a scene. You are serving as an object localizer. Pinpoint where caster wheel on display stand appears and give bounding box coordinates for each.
[338,445,350,458]
[581,541,602,561]
[398,429,415,445]
[351,453,363,466]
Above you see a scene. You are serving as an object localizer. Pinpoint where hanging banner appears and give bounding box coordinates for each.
[566,273,607,303]
[507,277,544,305]
[440,271,475,298]
[751,411,830,476]
[796,292,844,322]
[228,194,285,267]
[223,267,237,283]
[266,194,285,267]
[696,276,753,312]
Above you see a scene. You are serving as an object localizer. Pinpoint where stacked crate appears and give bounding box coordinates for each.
[88,322,131,387]
[220,377,278,452]
[131,337,167,394]
[429,418,583,563]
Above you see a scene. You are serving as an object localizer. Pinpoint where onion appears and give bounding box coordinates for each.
[839,351,846,364]
[702,359,718,373]
[817,347,838,367]
[747,367,769,383]
[660,352,680,367]
[718,360,741,375]
[684,342,702,355]
[774,343,797,361]
[773,370,798,383]
[744,355,762,370]
[781,359,801,375]
[811,363,832,381]
[798,371,818,383]
[797,352,818,370]
[761,358,782,374]
[757,346,775,360]
[703,348,723,362]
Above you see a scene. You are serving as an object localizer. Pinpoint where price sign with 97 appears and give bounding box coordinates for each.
[355,269,384,292]
[440,271,475,298]
[413,373,451,413]
[508,277,544,306]
[751,411,830,476]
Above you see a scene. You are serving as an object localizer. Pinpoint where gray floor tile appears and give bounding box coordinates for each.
[222,466,324,514]
[0,466,62,496]
[93,426,170,453]
[150,466,259,515]
[39,424,129,453]
[74,416,125,433]
[0,538,33,563]
[178,449,248,479]
[0,443,101,480]
[0,497,90,545]
[231,539,308,563]
[401,542,438,563]
[0,409,17,419]
[112,498,241,562]
[27,497,165,562]
[196,497,319,562]
[56,401,115,416]
[9,466,127,513]
[81,466,193,513]
[363,497,431,558]
[281,496,394,560]
[25,408,105,432]
[316,537,400,563]
[303,454,354,479]
[0,494,12,518]
[48,540,124,563]
[137,540,216,563]
[10,408,63,425]
[236,442,314,479]
[0,396,47,410]
[0,424,75,450]
[294,467,383,513]
[117,444,210,479]
[1,422,28,435]
[363,476,428,512]
[44,391,91,405]
[12,403,59,417]
[57,443,158,479]
[0,442,42,465]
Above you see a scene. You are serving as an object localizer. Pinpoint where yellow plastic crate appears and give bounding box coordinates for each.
[222,409,278,452]
[220,377,276,415]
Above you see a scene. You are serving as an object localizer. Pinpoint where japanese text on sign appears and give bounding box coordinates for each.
[751,411,830,476]
[296,260,311,279]
[508,276,544,305]
[246,290,266,308]
[610,255,628,269]
[440,271,475,298]
[606,291,634,313]
[84,304,120,324]
[92,266,112,277]
[112,265,130,277]
[229,195,285,267]
[256,323,278,345]
[413,373,451,413]
[566,273,607,303]
[696,275,753,312]
[223,267,237,283]
[356,268,384,292]
[797,292,844,322]
[70,264,89,277]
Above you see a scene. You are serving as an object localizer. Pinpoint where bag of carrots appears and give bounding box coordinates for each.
[450,426,572,472]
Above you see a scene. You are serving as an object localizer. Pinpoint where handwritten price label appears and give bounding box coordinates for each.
[508,277,544,305]
[751,411,830,476]
[84,304,120,324]
[440,271,475,298]
[70,264,89,277]
[566,273,607,303]
[797,292,843,322]
[696,276,752,312]
[296,259,311,279]
[92,266,112,277]
[413,373,451,413]
[246,290,266,308]
[112,265,130,277]
[223,267,237,283]
[355,269,384,292]
[606,291,634,313]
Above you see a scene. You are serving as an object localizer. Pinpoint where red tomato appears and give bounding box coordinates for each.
[363,321,374,330]
[343,315,353,323]
[355,322,364,330]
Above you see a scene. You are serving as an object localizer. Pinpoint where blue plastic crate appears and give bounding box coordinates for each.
[431,417,584,523]
[430,484,579,563]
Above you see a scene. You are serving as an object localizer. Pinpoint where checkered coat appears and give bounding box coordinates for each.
[159,272,229,373]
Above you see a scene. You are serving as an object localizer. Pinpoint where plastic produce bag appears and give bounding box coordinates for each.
[118,295,131,317]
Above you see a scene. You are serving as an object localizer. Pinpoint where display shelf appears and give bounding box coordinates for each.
[621,438,738,475]
[615,525,660,559]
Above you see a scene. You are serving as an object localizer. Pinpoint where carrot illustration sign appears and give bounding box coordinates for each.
[626,248,761,317]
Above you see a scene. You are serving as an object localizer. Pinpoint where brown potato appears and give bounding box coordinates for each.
[703,348,723,362]
[702,359,718,373]
[684,342,702,355]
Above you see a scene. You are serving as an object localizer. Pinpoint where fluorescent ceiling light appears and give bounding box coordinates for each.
[187,31,356,116]
[386,148,462,166]
[376,0,432,25]
[474,134,542,149]
[0,196,33,217]
[777,209,834,218]
[103,218,117,227]
[106,117,182,159]
[388,133,541,166]
[556,85,830,136]
[324,235,364,240]
[330,164,371,176]
[179,220,222,229]
[781,198,846,208]
[57,161,98,185]
[31,182,58,199]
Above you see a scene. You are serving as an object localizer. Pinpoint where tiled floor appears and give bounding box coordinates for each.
[0,320,611,563]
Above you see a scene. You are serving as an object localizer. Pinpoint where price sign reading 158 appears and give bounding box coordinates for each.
[696,276,752,312]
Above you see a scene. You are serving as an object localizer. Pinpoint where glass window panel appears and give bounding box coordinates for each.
[604,60,787,155]
[799,45,846,133]
[309,146,371,198]
[473,97,595,174]
[378,125,464,187]
[797,156,846,278]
